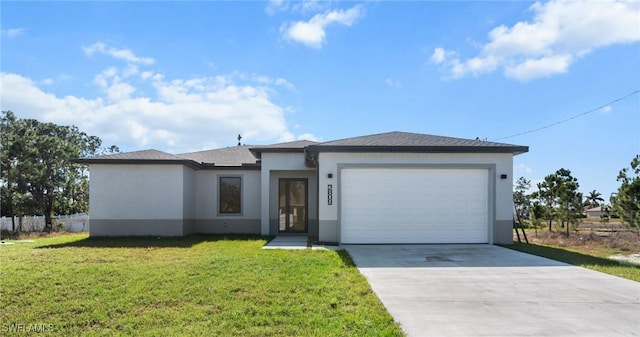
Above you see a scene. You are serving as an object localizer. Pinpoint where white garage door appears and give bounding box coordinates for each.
[340,168,489,244]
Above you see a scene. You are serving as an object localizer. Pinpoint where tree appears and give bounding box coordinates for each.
[531,168,583,235]
[1,111,116,231]
[513,177,531,222]
[529,201,544,236]
[554,169,582,236]
[532,174,560,231]
[600,204,612,231]
[583,190,604,208]
[612,155,640,230]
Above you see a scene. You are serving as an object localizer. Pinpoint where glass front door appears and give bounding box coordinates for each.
[278,178,308,233]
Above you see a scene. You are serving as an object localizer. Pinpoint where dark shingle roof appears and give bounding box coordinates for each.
[86,149,185,161]
[310,131,528,154]
[251,140,319,150]
[75,149,201,168]
[76,131,528,168]
[250,140,319,157]
[178,146,258,166]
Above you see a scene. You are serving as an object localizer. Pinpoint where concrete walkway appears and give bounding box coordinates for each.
[262,236,338,250]
[344,244,640,337]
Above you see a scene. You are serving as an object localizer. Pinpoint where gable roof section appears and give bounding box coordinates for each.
[77,147,260,168]
[309,131,528,155]
[250,140,319,158]
[76,132,528,168]
[76,149,201,168]
[178,146,258,167]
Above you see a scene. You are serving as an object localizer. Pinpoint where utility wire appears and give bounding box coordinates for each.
[493,89,640,141]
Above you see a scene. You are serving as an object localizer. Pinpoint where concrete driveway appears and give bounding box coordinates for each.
[343,244,640,337]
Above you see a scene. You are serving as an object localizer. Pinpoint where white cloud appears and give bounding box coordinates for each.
[504,54,572,80]
[385,78,401,88]
[281,5,364,49]
[274,78,295,90]
[430,47,447,64]
[291,0,330,14]
[83,42,155,65]
[0,48,310,152]
[518,163,533,174]
[1,28,26,38]
[599,105,613,113]
[250,74,295,90]
[433,0,640,81]
[266,0,329,15]
[297,133,320,142]
[278,131,320,143]
[266,0,289,15]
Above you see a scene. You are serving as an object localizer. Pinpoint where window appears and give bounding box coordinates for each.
[219,176,241,214]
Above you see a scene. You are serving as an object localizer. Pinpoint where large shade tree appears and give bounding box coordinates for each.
[1,111,117,231]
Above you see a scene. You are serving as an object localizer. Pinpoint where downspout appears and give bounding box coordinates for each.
[315,158,320,244]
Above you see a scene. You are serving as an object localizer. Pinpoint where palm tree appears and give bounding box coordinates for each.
[583,190,604,208]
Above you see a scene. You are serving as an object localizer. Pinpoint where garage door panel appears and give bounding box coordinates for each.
[340,168,489,244]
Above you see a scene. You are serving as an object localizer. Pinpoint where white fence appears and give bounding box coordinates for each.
[0,214,89,232]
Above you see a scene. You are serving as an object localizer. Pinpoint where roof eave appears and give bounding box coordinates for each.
[308,145,529,155]
[249,147,307,159]
[74,158,202,169]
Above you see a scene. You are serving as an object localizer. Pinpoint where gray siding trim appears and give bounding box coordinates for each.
[318,220,338,242]
[195,219,260,234]
[183,219,196,236]
[336,163,497,244]
[90,219,262,236]
[494,220,513,244]
[90,219,185,237]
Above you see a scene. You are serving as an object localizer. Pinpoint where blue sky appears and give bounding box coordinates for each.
[1,0,639,200]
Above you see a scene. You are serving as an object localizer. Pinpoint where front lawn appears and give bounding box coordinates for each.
[0,234,403,336]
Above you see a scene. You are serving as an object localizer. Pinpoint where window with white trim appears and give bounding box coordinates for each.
[219,176,241,214]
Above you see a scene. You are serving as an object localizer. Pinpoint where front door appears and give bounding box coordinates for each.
[279,178,308,233]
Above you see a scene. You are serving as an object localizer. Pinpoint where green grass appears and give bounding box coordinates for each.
[504,242,640,282]
[0,234,403,336]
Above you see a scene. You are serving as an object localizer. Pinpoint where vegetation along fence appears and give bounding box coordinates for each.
[0,214,89,232]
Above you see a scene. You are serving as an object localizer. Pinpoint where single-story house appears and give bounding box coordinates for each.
[584,205,610,218]
[77,131,528,244]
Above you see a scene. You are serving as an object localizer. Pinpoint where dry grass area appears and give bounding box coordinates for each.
[508,223,640,281]
[528,230,640,251]
[518,223,640,265]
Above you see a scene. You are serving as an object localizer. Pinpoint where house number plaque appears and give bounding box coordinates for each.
[327,184,333,205]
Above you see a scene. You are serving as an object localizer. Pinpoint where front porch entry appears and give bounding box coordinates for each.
[278,178,308,233]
